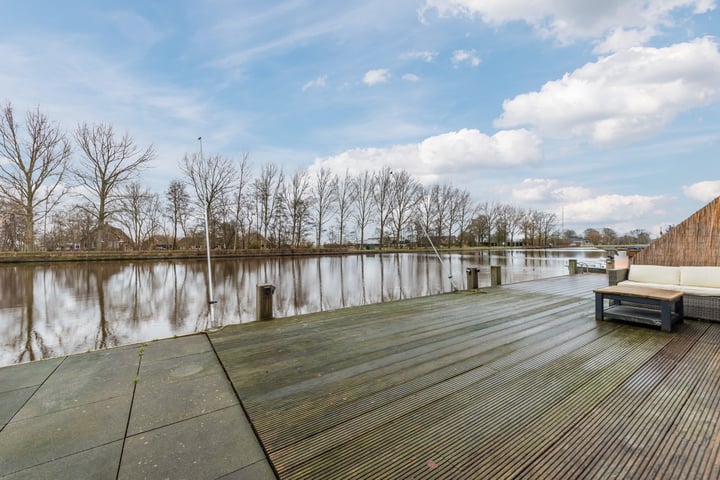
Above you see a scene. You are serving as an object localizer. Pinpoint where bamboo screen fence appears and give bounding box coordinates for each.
[633,196,720,266]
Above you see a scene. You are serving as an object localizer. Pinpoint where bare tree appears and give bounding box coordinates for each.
[0,103,71,251]
[415,185,439,247]
[430,184,453,245]
[477,201,503,246]
[74,122,155,250]
[181,152,237,247]
[165,180,190,249]
[333,169,356,245]
[372,166,393,247]
[454,189,474,247]
[283,168,312,247]
[116,182,161,249]
[310,167,336,247]
[445,187,463,247]
[232,153,252,249]
[389,169,421,245]
[252,162,284,248]
[352,171,375,249]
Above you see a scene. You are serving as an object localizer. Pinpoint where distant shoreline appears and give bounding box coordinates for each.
[0,245,606,264]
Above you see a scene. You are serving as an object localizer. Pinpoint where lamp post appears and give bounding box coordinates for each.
[198,136,217,324]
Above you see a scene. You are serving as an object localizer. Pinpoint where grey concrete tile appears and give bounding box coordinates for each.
[0,386,35,427]
[216,460,277,480]
[139,350,225,385]
[141,334,214,363]
[0,357,64,393]
[1,440,122,480]
[60,344,140,376]
[128,371,239,435]
[119,406,267,480]
[14,348,139,420]
[0,395,131,475]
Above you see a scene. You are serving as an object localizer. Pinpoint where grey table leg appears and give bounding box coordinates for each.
[595,293,604,321]
[661,301,671,332]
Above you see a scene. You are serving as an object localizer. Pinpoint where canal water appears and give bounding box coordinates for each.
[0,248,606,366]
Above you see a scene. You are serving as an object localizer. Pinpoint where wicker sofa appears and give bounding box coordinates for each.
[608,265,720,322]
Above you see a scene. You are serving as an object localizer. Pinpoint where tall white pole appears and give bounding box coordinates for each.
[199,136,216,324]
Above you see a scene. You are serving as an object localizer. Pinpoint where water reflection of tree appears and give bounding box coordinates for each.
[394,253,404,300]
[14,267,50,363]
[360,255,367,304]
[92,264,118,350]
[166,262,190,329]
[316,256,324,311]
[339,257,346,308]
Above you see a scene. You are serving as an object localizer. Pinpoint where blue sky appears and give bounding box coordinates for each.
[2,0,719,237]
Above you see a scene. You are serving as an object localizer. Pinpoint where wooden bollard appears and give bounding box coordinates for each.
[490,265,502,286]
[256,283,275,321]
[466,267,479,290]
[569,259,577,275]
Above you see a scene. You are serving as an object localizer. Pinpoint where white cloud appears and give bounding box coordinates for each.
[563,194,666,223]
[452,49,481,66]
[363,68,391,86]
[683,180,720,202]
[402,50,439,62]
[402,73,421,82]
[592,26,656,55]
[512,178,559,202]
[511,179,593,203]
[311,128,542,183]
[495,37,720,145]
[302,75,327,91]
[420,0,716,50]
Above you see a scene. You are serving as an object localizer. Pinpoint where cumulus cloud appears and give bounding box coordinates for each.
[402,73,421,82]
[507,178,666,229]
[302,75,327,91]
[452,49,481,67]
[363,69,391,86]
[420,0,716,50]
[311,128,542,182]
[562,194,666,223]
[683,180,720,202]
[495,37,720,145]
[511,179,592,203]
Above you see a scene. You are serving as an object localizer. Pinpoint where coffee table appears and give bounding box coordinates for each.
[593,285,684,332]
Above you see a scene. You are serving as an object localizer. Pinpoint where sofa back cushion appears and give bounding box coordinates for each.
[628,265,680,285]
[680,266,720,288]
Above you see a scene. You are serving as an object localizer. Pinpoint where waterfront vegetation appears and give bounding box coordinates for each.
[0,103,651,255]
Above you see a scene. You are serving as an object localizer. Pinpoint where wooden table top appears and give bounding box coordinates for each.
[594,285,684,301]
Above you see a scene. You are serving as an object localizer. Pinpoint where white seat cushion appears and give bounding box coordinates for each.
[680,267,720,288]
[628,265,680,285]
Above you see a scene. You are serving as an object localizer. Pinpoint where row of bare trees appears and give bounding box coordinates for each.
[0,103,563,251]
[0,103,154,251]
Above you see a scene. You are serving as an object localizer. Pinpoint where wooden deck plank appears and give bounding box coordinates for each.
[209,273,720,479]
[517,320,710,479]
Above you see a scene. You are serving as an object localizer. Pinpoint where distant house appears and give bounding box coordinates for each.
[88,225,132,250]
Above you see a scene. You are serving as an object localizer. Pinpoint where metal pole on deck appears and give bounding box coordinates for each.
[199,137,216,324]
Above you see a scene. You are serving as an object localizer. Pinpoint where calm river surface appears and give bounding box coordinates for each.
[0,248,606,366]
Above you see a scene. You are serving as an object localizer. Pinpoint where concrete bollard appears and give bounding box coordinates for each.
[569,259,577,275]
[490,265,502,286]
[466,267,479,290]
[256,283,275,321]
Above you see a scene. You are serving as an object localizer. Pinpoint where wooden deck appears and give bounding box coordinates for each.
[210,274,720,479]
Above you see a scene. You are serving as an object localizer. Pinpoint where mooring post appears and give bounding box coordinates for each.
[466,267,479,290]
[256,283,275,321]
[569,259,577,275]
[490,265,502,286]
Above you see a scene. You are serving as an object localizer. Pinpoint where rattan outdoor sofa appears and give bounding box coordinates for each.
[608,265,720,322]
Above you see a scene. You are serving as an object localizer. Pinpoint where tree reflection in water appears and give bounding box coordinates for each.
[0,249,605,366]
